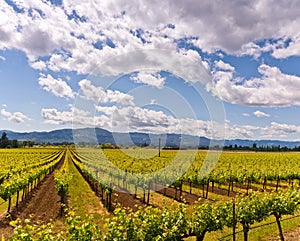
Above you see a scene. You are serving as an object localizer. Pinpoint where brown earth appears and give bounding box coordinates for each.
[113,187,147,211]
[152,182,205,204]
[183,181,237,198]
[270,227,300,241]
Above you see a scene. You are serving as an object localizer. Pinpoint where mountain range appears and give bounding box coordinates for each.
[1,128,300,148]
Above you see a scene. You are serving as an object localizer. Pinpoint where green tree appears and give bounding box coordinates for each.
[28,140,35,147]
[0,132,9,148]
[11,139,19,148]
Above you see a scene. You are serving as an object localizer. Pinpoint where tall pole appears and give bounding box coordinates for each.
[158,137,161,157]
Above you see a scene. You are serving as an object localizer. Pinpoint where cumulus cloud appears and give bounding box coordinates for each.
[259,122,300,139]
[253,110,270,118]
[272,36,300,59]
[238,42,264,59]
[41,107,91,125]
[213,64,300,107]
[41,103,300,140]
[236,39,296,59]
[225,124,259,139]
[78,79,134,105]
[42,104,219,138]
[214,60,235,72]
[268,122,300,134]
[130,71,165,88]
[226,122,300,140]
[30,60,47,70]
[1,109,30,123]
[9,112,30,123]
[95,105,177,133]
[1,109,11,118]
[1,0,298,77]
[94,105,224,139]
[92,49,211,86]
[38,74,75,99]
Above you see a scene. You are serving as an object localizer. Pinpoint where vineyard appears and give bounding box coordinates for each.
[1,147,300,240]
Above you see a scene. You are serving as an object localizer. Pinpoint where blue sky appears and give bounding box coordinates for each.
[0,0,300,141]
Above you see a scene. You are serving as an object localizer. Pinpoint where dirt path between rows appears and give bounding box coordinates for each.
[0,160,63,239]
[270,227,300,241]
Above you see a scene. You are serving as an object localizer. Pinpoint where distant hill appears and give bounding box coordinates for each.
[1,128,300,148]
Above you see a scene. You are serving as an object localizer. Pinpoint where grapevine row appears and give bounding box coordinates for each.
[0,149,61,183]
[54,148,72,216]
[8,189,300,241]
[71,148,300,201]
[0,148,65,212]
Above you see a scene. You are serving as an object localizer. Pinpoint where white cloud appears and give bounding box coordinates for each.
[9,112,30,123]
[214,60,235,72]
[238,42,263,59]
[1,109,30,123]
[88,49,211,86]
[130,71,165,88]
[38,74,75,99]
[268,122,300,134]
[95,105,175,132]
[225,124,259,139]
[0,55,5,61]
[78,79,134,105]
[94,104,225,139]
[272,35,300,59]
[41,107,92,125]
[1,0,298,76]
[1,108,11,118]
[42,104,220,138]
[243,113,250,117]
[30,60,47,70]
[213,64,300,107]
[253,110,270,118]
[237,38,298,59]
[150,99,157,105]
[41,103,300,140]
[259,122,300,139]
[225,122,300,140]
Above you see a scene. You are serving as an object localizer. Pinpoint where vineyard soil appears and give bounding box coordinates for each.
[271,227,300,241]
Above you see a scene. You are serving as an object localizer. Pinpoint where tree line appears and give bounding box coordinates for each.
[223,143,300,152]
[0,132,35,148]
[197,143,300,152]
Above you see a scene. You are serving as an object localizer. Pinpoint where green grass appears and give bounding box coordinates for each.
[1,190,28,217]
[67,158,108,226]
[0,197,9,215]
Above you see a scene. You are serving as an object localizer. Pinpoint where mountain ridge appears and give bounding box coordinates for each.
[1,128,300,148]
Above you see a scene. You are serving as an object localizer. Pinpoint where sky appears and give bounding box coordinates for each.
[0,0,300,141]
